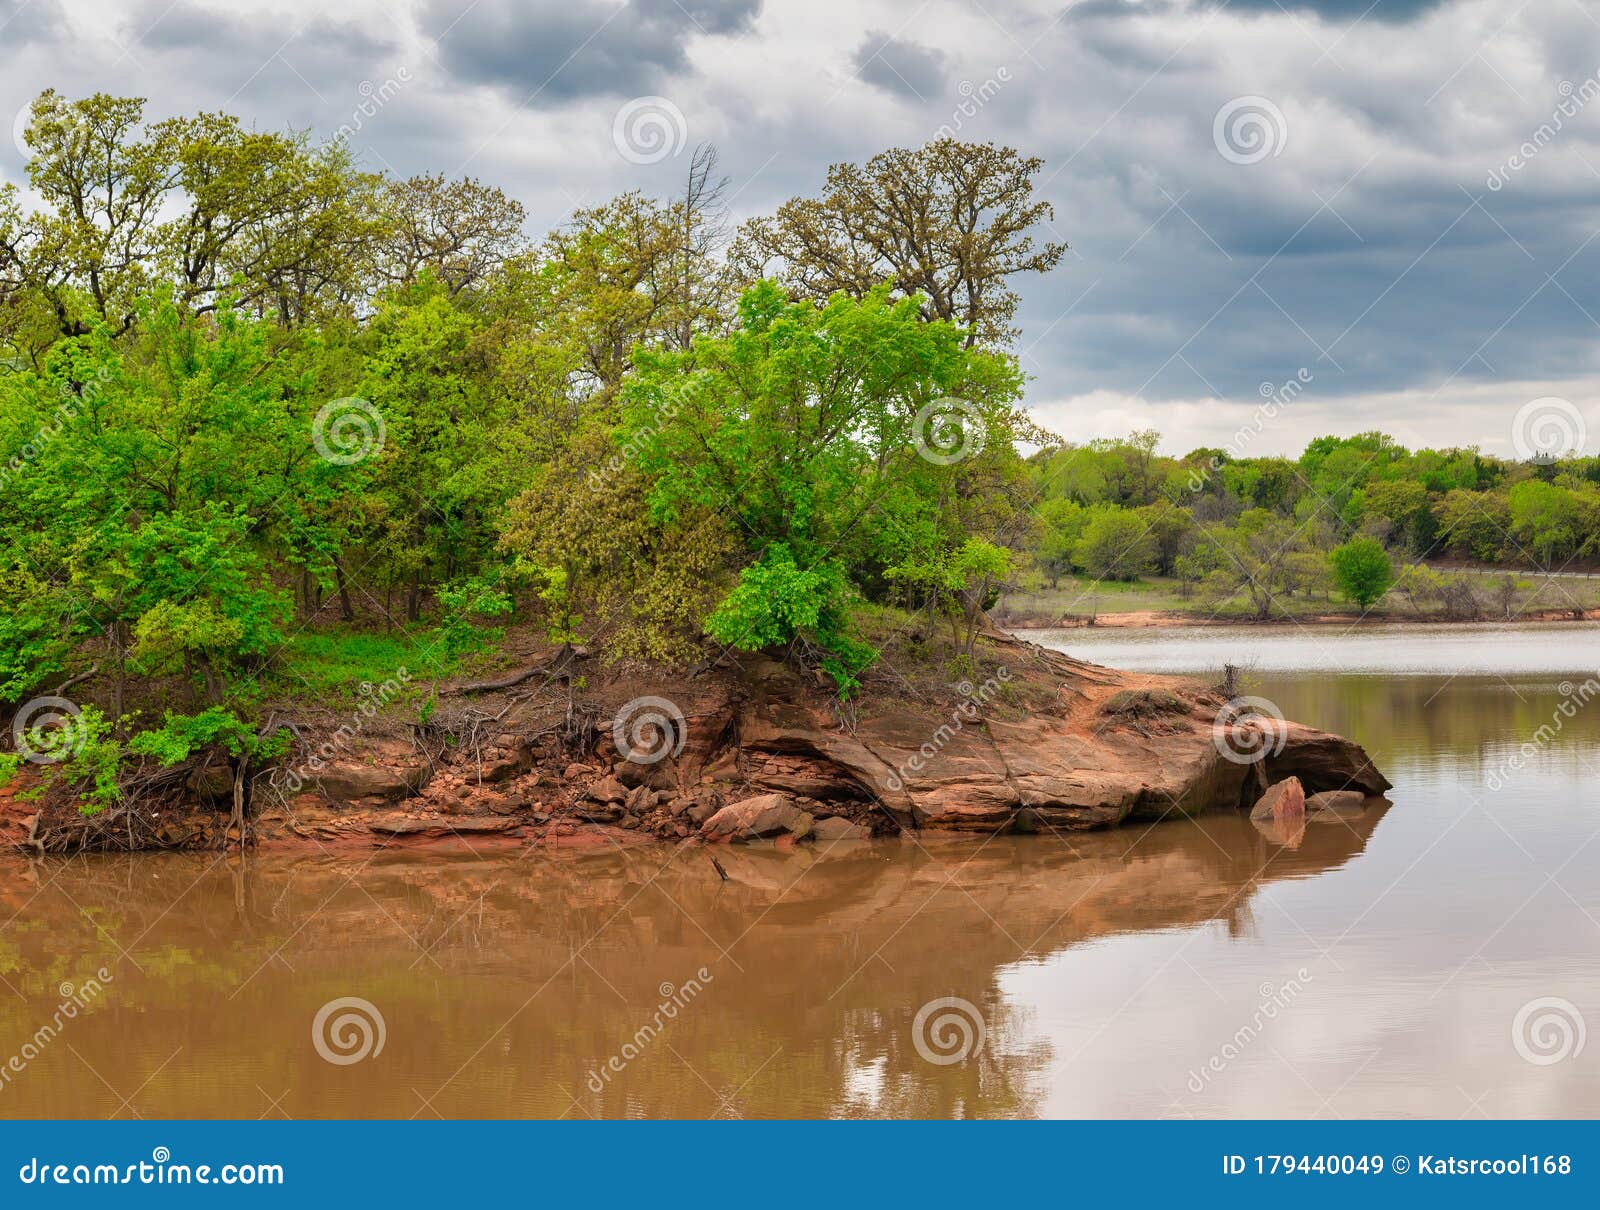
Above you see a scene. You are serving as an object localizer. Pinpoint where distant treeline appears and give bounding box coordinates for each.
[1021,430,1599,614]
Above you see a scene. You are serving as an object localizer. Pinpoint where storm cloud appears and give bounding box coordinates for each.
[1,0,1594,457]
[419,0,762,100]
[1,0,68,47]
[853,32,948,100]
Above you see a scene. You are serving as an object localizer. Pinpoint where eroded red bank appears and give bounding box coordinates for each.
[4,634,1388,854]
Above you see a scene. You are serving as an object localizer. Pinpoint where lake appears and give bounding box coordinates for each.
[2,622,1596,1118]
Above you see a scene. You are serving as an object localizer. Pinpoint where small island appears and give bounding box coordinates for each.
[0,96,1399,854]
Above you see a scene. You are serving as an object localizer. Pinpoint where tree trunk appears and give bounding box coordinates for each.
[229,757,248,851]
[334,556,355,622]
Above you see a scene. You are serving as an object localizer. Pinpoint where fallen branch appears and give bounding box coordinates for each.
[52,663,100,696]
[447,646,588,695]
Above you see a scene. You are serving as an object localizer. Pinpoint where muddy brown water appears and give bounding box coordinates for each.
[2,623,1597,1118]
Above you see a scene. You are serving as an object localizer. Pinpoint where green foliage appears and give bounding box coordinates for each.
[7,86,1589,750]
[1072,509,1157,581]
[1023,426,1600,611]
[622,281,1025,691]
[436,574,515,657]
[887,538,1012,660]
[704,545,877,695]
[277,632,436,703]
[22,706,290,817]
[1194,509,1323,619]
[25,706,122,814]
[1329,536,1396,609]
[1035,498,1087,586]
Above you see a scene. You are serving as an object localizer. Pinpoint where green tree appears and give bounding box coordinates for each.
[1507,479,1578,568]
[619,281,1024,690]
[1436,488,1509,563]
[1072,509,1156,581]
[1196,509,1319,619]
[1035,498,1087,586]
[886,538,1012,662]
[1329,536,1395,610]
[1134,499,1194,575]
[733,140,1066,348]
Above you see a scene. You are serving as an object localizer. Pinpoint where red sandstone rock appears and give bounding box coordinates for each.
[9,635,1392,851]
[1250,777,1305,823]
[1306,789,1367,813]
[700,793,814,842]
[812,817,871,841]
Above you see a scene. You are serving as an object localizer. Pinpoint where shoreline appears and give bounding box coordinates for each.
[999,607,1600,631]
[2,634,1389,855]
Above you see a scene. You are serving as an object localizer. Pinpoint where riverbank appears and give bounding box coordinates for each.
[1,631,1388,854]
[1001,606,1600,630]
[996,566,1600,630]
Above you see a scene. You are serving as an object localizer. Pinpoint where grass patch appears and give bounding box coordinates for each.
[1101,688,1187,717]
[272,629,460,705]
[1000,576,1195,618]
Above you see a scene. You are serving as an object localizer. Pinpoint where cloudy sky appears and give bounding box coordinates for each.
[3,0,1599,457]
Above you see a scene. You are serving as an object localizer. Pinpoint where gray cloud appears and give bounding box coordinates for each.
[3,0,1596,454]
[1210,0,1449,20]
[420,0,761,101]
[138,3,399,76]
[0,0,66,44]
[853,31,947,100]
[117,2,403,113]
[1069,0,1451,21]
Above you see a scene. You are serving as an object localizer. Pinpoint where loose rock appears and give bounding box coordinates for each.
[700,793,814,842]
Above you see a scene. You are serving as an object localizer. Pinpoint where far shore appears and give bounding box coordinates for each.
[1000,607,1600,631]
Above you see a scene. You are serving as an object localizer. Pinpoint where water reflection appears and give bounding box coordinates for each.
[5,623,1599,1119]
[0,808,1384,1120]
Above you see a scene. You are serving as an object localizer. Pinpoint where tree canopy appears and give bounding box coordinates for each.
[0,91,1075,812]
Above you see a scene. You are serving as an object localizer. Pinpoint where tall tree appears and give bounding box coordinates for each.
[733,139,1066,348]
[372,173,527,296]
